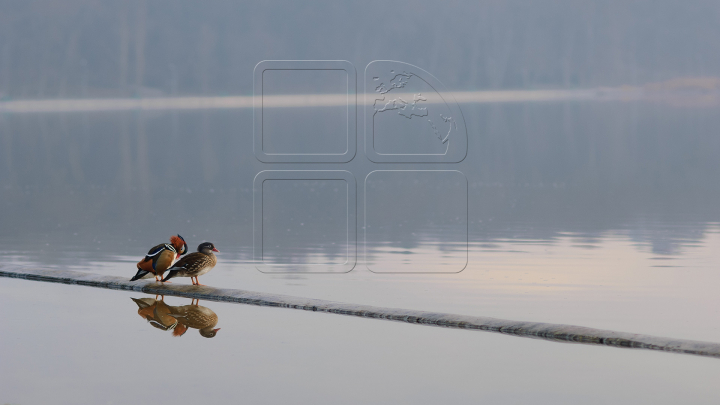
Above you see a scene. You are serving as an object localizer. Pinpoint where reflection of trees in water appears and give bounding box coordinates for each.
[1,101,719,262]
[0,110,252,189]
[464,101,720,255]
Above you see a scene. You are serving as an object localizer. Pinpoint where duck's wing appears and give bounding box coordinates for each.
[169,305,218,329]
[152,301,179,328]
[141,243,166,263]
[135,244,167,275]
[131,297,156,309]
[153,249,177,273]
[131,298,158,316]
[144,244,177,271]
[167,252,199,269]
[167,253,213,275]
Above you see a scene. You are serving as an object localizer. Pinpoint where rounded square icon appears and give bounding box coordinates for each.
[364,61,467,163]
[364,170,468,273]
[253,60,357,163]
[254,170,357,273]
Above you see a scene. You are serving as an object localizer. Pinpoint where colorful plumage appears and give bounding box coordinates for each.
[131,297,188,335]
[162,242,218,285]
[131,235,188,282]
[154,299,220,338]
[131,297,178,331]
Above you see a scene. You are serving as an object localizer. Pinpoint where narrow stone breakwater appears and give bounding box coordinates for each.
[2,265,719,359]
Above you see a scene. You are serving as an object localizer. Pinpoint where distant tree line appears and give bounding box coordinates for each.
[1,0,720,99]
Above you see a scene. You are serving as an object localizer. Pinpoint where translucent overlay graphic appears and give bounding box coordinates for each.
[253,170,357,273]
[253,60,357,163]
[365,170,468,273]
[364,60,467,163]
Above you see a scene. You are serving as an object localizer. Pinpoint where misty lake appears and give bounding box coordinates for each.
[2,98,720,403]
[2,1,720,403]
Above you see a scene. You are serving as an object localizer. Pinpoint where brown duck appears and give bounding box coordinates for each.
[131,297,188,336]
[153,299,220,338]
[162,242,218,285]
[131,235,188,282]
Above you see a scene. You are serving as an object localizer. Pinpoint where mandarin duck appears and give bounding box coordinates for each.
[153,299,220,338]
[131,235,188,282]
[162,242,218,285]
[131,297,189,336]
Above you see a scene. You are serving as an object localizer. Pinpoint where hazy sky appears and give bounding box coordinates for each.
[2,1,720,98]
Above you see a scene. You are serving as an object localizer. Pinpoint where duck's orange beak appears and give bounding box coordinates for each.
[212,248,219,252]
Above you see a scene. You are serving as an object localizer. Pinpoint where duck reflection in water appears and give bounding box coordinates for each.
[131,296,221,338]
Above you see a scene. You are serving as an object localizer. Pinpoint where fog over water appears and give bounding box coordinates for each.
[2,2,720,403]
[3,1,720,97]
[1,2,719,261]
[2,101,719,265]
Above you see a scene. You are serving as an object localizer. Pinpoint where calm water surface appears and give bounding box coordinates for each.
[4,2,720,403]
[1,101,720,403]
[2,278,720,405]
